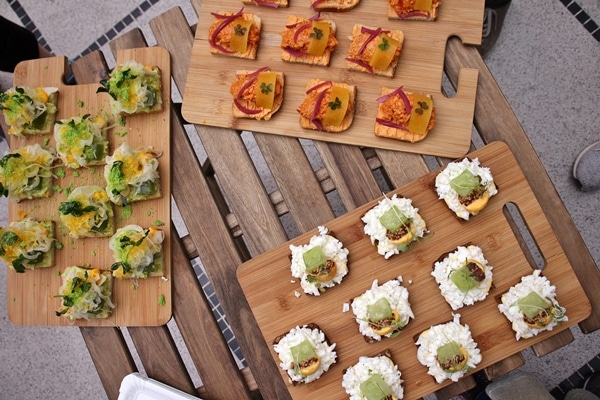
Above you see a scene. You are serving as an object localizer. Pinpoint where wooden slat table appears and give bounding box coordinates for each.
[8,2,598,400]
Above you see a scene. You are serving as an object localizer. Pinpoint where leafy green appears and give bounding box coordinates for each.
[58,200,98,217]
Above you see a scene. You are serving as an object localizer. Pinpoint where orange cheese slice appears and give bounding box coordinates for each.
[229,18,253,53]
[255,72,277,109]
[414,0,433,11]
[369,34,399,71]
[307,20,330,56]
[407,94,433,135]
[322,85,350,127]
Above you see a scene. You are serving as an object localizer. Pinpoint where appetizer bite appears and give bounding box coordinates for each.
[290,226,349,296]
[351,278,414,342]
[281,15,338,66]
[0,143,56,202]
[498,270,567,340]
[342,350,404,400]
[273,323,337,384]
[388,0,441,21]
[298,79,356,133]
[208,8,261,60]
[416,314,481,383]
[0,86,58,136]
[230,67,284,121]
[58,185,115,239]
[432,245,493,310]
[56,266,115,321]
[97,61,162,115]
[375,86,435,143]
[104,142,161,206]
[346,25,404,78]
[362,194,427,259]
[109,224,165,279]
[311,0,360,12]
[0,218,54,273]
[242,0,288,7]
[54,114,109,169]
[434,157,498,221]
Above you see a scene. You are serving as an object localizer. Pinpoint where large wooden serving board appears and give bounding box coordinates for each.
[182,0,483,158]
[6,47,172,327]
[237,141,591,399]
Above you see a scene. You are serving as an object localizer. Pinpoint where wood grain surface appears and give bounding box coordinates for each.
[182,0,483,157]
[237,141,592,399]
[6,48,172,327]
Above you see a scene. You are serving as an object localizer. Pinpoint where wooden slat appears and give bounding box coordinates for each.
[444,37,600,334]
[109,28,147,55]
[434,376,476,400]
[80,327,137,400]
[314,141,382,210]
[70,50,109,83]
[483,352,525,381]
[170,124,254,398]
[147,10,291,398]
[127,325,197,395]
[253,133,335,233]
[531,328,574,357]
[375,149,431,188]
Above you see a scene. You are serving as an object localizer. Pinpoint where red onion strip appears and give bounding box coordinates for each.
[293,22,311,43]
[357,27,382,55]
[209,8,245,54]
[376,86,411,114]
[234,98,263,114]
[375,117,410,131]
[395,10,430,19]
[306,80,332,94]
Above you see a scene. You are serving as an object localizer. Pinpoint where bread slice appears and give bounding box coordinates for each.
[311,0,360,11]
[208,12,261,60]
[374,87,435,142]
[242,0,288,7]
[0,86,58,137]
[0,219,54,272]
[388,0,441,21]
[231,69,284,121]
[281,15,337,66]
[299,79,357,133]
[346,24,404,78]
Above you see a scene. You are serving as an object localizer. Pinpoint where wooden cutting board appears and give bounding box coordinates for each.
[182,0,483,158]
[6,47,172,327]
[237,141,591,399]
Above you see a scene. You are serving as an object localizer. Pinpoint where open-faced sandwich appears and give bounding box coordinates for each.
[342,350,404,400]
[311,0,360,12]
[434,157,498,221]
[58,185,115,239]
[351,278,414,342]
[280,15,338,66]
[0,143,56,202]
[416,313,482,383]
[109,224,165,279]
[0,218,54,273]
[97,61,162,115]
[298,79,356,133]
[388,0,441,21]
[208,8,261,60]
[0,86,58,137]
[498,270,567,340]
[273,323,337,385]
[104,142,161,206]
[55,266,115,321]
[432,245,493,310]
[361,193,427,259]
[375,86,435,143]
[54,114,109,169]
[346,24,404,78]
[230,67,284,121]
[290,226,349,296]
[242,0,288,7]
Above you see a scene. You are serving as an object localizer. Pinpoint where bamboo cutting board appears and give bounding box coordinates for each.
[182,0,483,158]
[6,47,172,327]
[237,141,591,399]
